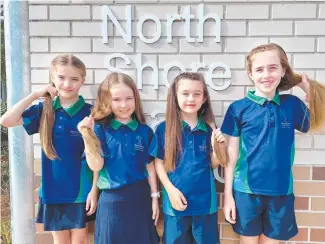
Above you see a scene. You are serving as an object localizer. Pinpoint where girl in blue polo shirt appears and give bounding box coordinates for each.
[0,54,98,244]
[149,72,227,244]
[222,43,325,244]
[78,72,160,244]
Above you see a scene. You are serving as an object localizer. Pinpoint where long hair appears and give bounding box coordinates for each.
[247,43,325,132]
[40,54,86,160]
[164,72,228,172]
[79,72,145,156]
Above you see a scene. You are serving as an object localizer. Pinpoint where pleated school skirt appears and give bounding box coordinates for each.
[95,180,160,244]
[36,198,96,231]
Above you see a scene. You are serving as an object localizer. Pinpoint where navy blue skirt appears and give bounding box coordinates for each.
[95,180,159,244]
[36,198,95,231]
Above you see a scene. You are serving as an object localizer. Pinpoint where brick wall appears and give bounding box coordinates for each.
[28,0,325,243]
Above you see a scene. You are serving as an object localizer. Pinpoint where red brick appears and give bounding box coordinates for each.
[293,166,311,180]
[312,166,325,180]
[310,228,325,242]
[296,212,325,226]
[294,196,309,210]
[294,181,325,196]
[311,197,325,211]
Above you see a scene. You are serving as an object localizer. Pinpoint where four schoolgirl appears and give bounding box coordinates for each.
[1,42,324,244]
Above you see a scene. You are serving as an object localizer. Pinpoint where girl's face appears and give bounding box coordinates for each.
[110,82,135,122]
[176,79,206,117]
[52,65,84,100]
[249,50,285,97]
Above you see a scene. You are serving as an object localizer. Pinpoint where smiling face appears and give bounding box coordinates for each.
[248,50,286,98]
[109,82,136,123]
[52,65,84,100]
[176,78,206,117]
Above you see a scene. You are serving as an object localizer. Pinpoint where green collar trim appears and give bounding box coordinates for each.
[182,117,208,132]
[247,90,280,106]
[110,118,138,131]
[53,96,85,117]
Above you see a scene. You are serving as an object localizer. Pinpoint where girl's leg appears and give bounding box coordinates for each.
[52,230,71,244]
[259,234,280,244]
[240,235,259,244]
[71,227,88,244]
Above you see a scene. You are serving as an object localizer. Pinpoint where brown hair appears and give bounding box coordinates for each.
[164,72,228,172]
[247,43,325,132]
[40,54,86,160]
[79,72,145,156]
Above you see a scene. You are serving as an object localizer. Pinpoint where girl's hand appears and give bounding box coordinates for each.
[34,84,58,99]
[86,189,98,216]
[78,115,95,132]
[223,194,236,224]
[213,128,225,143]
[166,185,187,211]
[152,197,160,226]
[298,74,310,94]
[211,128,226,150]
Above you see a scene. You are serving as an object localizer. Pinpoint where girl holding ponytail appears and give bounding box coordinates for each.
[0,54,98,244]
[78,72,160,244]
[222,43,325,244]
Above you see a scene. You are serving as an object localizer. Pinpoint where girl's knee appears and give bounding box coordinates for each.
[52,230,71,244]
[240,235,259,244]
[71,228,88,244]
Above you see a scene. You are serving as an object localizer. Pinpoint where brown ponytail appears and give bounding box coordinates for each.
[40,93,57,159]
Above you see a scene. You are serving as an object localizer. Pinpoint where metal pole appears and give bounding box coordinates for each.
[4,1,35,243]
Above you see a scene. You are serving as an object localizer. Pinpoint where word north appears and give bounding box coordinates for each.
[102,4,221,44]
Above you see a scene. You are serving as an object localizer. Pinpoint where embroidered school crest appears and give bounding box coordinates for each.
[134,136,144,151]
[198,139,207,152]
[279,109,292,129]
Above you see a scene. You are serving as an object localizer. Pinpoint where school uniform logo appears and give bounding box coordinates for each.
[198,139,207,152]
[280,110,292,129]
[134,136,144,151]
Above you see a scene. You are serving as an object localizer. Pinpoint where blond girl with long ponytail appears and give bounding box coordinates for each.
[0,54,98,244]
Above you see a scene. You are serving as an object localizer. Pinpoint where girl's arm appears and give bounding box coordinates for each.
[154,158,187,211]
[223,135,239,224]
[91,171,99,192]
[147,161,159,196]
[86,171,99,215]
[84,139,104,172]
[146,161,159,225]
[0,85,57,127]
[78,116,104,172]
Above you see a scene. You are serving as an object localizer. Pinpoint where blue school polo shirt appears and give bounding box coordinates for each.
[22,96,93,204]
[95,118,154,190]
[149,118,217,217]
[221,91,310,196]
